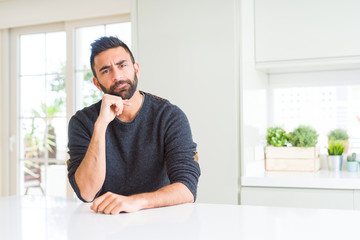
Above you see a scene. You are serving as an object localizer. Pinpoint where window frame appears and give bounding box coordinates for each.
[9,14,131,196]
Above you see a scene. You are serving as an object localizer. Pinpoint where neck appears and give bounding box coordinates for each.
[117,90,143,122]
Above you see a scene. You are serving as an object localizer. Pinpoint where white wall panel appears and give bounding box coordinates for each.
[0,29,10,196]
[134,0,240,204]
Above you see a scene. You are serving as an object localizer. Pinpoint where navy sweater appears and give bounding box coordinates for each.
[67,92,200,202]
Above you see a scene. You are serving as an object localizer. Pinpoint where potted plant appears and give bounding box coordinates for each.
[327,140,345,171]
[328,128,349,153]
[346,152,358,172]
[287,125,318,148]
[266,126,287,147]
[265,125,320,172]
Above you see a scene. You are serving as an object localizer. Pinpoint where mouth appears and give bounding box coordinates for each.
[115,83,127,89]
[111,81,129,91]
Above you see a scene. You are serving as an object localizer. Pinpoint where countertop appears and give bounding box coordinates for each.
[242,160,360,189]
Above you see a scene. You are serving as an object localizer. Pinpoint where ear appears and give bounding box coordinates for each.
[134,62,140,77]
[93,77,102,91]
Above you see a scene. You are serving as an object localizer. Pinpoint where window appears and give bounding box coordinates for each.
[10,16,131,197]
[18,31,67,196]
[269,70,360,155]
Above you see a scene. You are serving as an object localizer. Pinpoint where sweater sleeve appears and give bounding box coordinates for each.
[163,106,201,201]
[67,114,97,202]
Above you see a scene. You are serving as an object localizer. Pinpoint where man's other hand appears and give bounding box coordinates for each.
[90,192,146,214]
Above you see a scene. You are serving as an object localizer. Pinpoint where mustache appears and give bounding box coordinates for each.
[110,80,132,91]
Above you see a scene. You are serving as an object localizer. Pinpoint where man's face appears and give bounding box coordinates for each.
[93,47,139,100]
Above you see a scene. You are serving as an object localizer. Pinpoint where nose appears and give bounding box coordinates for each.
[111,65,123,81]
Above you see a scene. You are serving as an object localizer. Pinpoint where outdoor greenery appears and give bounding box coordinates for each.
[23,117,41,158]
[328,140,345,156]
[266,126,288,147]
[328,128,349,141]
[23,64,101,159]
[287,125,318,147]
[82,69,102,107]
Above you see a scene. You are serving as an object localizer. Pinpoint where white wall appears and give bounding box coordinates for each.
[0,29,10,197]
[240,0,268,177]
[134,0,240,204]
[0,0,130,29]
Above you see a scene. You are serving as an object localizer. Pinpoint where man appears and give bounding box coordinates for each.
[67,36,200,214]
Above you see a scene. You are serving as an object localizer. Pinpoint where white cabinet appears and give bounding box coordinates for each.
[255,0,360,63]
[355,190,360,210]
[241,187,355,210]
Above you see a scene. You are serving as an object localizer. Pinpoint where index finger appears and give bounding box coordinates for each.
[90,193,108,213]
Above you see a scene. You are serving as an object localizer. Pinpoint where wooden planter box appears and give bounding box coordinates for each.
[265,146,320,172]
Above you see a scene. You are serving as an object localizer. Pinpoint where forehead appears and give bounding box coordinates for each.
[94,47,131,68]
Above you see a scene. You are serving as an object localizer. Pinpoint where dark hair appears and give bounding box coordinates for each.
[90,36,135,78]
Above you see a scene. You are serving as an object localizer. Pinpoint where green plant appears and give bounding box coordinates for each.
[328,128,349,141]
[347,152,357,162]
[328,140,345,155]
[82,68,102,107]
[287,125,318,147]
[23,118,41,158]
[266,126,287,147]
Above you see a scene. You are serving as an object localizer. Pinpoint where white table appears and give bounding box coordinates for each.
[1,195,360,240]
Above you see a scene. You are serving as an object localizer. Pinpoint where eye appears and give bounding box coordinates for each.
[120,64,126,68]
[102,69,109,74]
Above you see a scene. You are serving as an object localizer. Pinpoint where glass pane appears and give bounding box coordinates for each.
[273,85,360,152]
[19,30,67,197]
[21,160,45,196]
[20,76,46,118]
[106,22,132,49]
[47,117,67,160]
[75,25,105,70]
[20,34,45,75]
[76,71,102,109]
[46,74,66,117]
[20,118,46,160]
[46,32,66,74]
[46,164,67,197]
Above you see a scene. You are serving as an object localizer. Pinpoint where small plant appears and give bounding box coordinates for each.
[328,140,345,156]
[287,125,318,147]
[328,128,349,141]
[266,126,287,147]
[347,152,357,162]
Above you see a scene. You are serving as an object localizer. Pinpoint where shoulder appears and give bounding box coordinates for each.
[142,92,190,129]
[142,91,185,117]
[142,91,168,103]
[69,100,101,127]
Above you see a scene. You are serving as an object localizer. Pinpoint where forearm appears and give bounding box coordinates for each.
[75,120,107,202]
[132,182,194,210]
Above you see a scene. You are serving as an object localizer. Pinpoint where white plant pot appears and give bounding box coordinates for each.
[328,155,343,171]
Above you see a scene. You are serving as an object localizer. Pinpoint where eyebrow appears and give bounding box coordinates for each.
[98,60,128,72]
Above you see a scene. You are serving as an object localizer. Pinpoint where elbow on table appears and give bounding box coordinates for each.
[78,190,97,203]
